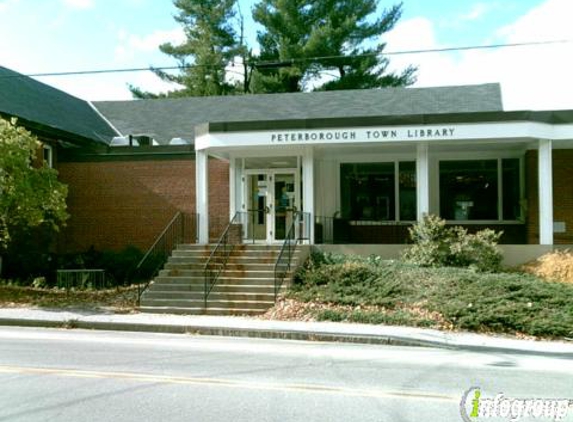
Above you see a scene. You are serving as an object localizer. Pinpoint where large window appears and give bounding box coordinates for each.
[340,162,416,221]
[439,158,521,221]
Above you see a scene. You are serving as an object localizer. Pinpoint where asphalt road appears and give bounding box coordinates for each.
[0,327,571,422]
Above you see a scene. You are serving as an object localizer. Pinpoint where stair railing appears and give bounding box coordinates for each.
[134,212,197,305]
[204,211,244,307]
[274,212,310,300]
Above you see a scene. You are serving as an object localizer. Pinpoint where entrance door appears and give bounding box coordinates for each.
[273,173,296,241]
[246,173,271,242]
[244,170,299,243]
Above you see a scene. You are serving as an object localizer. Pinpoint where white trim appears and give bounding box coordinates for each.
[196,121,573,150]
[538,139,554,245]
[302,146,315,244]
[416,143,430,220]
[229,157,236,219]
[42,144,53,168]
[87,101,123,137]
[196,150,209,244]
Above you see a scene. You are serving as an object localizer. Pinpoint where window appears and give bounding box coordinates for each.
[439,158,521,221]
[340,161,416,221]
[399,162,417,221]
[43,144,53,168]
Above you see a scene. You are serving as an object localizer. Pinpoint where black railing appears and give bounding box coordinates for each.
[204,212,244,307]
[134,212,198,305]
[274,212,310,300]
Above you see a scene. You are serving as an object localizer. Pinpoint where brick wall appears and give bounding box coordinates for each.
[526,149,573,244]
[57,156,229,253]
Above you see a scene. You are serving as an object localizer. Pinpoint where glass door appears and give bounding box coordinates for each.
[246,173,270,242]
[273,173,296,241]
[242,168,300,243]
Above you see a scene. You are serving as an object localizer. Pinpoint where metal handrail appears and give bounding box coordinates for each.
[274,211,309,300]
[134,212,197,305]
[203,211,243,307]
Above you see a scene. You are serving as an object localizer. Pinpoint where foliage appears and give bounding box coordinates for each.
[401,214,503,272]
[3,245,145,287]
[58,246,145,287]
[252,0,416,92]
[132,0,416,97]
[292,251,573,338]
[130,0,241,98]
[0,117,68,251]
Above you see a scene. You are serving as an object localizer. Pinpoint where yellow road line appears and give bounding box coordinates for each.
[0,364,457,402]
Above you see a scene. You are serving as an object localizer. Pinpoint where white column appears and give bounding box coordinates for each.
[196,149,209,244]
[229,157,236,219]
[302,146,315,244]
[538,139,553,245]
[416,142,430,220]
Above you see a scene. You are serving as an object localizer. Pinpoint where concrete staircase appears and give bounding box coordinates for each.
[139,244,304,315]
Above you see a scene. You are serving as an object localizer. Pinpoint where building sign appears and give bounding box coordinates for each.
[270,126,456,144]
[197,120,571,150]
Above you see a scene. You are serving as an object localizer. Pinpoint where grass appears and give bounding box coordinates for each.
[288,253,573,339]
[0,283,137,311]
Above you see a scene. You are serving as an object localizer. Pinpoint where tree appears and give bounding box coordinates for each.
[0,118,68,252]
[252,0,416,92]
[130,0,240,98]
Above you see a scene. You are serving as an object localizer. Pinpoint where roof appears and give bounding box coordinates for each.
[203,109,573,135]
[0,66,117,144]
[94,83,503,145]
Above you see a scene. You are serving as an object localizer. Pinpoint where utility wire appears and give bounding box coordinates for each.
[1,39,570,79]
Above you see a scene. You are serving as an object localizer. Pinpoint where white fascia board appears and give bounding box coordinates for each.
[195,121,573,150]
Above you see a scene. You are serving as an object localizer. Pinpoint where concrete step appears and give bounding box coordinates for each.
[140,298,273,310]
[159,269,278,278]
[151,276,278,287]
[139,306,266,316]
[149,283,280,294]
[143,291,276,302]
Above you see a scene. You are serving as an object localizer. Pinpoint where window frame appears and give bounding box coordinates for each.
[339,160,417,223]
[43,144,53,168]
[437,156,524,223]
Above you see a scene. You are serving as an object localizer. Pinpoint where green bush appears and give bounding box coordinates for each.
[292,251,573,338]
[401,214,502,271]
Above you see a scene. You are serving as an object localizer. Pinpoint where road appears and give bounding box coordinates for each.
[0,326,571,421]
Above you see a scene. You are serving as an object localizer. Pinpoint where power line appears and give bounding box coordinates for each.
[1,39,570,79]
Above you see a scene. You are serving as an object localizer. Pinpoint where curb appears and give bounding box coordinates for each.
[1,317,572,358]
[0,317,446,349]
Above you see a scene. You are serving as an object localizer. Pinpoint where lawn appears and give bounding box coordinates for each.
[280,252,573,339]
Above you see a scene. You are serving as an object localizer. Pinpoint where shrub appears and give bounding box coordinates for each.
[58,246,144,287]
[401,214,502,272]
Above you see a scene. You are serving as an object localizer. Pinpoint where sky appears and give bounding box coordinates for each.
[0,0,572,110]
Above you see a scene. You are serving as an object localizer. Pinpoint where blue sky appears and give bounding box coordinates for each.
[0,0,572,109]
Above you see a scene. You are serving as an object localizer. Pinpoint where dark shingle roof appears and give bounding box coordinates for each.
[0,66,118,144]
[94,83,503,144]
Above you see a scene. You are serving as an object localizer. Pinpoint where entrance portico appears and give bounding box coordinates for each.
[195,112,573,246]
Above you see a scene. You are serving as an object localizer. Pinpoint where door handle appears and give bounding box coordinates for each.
[264,205,271,214]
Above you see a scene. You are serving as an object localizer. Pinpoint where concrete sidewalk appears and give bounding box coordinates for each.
[0,307,572,357]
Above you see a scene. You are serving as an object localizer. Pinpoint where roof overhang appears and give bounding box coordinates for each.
[195,110,573,152]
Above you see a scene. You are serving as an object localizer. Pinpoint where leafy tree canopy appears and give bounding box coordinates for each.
[0,117,68,250]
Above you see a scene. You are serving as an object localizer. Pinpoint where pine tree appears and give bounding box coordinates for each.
[130,0,240,98]
[252,0,416,92]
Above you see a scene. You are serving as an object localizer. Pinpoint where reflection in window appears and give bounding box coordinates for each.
[440,160,498,220]
[502,159,521,220]
[399,162,417,221]
[341,163,395,221]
